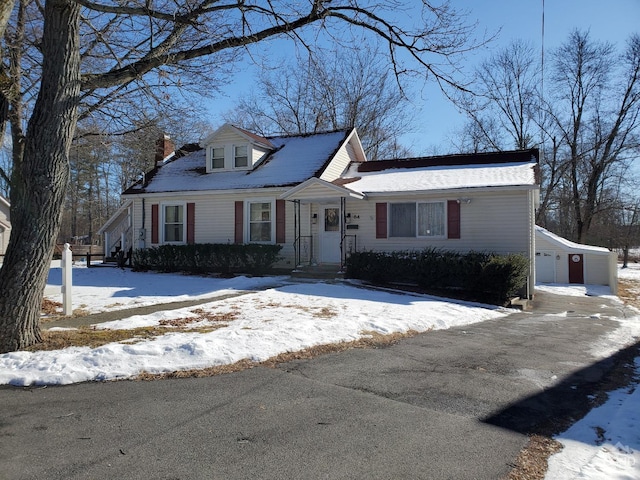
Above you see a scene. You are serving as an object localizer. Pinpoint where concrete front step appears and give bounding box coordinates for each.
[291,264,344,279]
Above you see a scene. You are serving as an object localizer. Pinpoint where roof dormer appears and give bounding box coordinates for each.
[200,124,275,173]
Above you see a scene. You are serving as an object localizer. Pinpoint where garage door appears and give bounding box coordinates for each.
[535,250,555,283]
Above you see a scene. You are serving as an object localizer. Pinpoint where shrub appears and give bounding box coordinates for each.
[476,253,530,302]
[345,250,416,285]
[346,248,529,305]
[133,243,283,275]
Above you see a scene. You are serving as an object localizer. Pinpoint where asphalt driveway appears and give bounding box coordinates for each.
[1,290,638,479]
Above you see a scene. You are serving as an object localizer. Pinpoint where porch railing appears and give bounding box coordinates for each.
[341,234,357,267]
[104,212,132,259]
[294,235,313,267]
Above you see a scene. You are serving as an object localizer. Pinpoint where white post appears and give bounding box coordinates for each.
[61,243,73,316]
[104,231,110,257]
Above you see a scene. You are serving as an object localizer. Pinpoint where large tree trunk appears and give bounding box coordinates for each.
[0,0,80,353]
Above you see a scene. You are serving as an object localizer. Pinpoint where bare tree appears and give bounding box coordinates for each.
[549,31,640,243]
[0,0,482,353]
[455,32,640,245]
[453,40,540,152]
[226,46,414,160]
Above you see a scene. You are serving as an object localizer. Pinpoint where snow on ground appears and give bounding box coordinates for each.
[535,283,616,298]
[2,262,640,478]
[545,358,640,480]
[541,276,640,480]
[1,263,509,386]
[43,260,286,314]
[618,262,640,282]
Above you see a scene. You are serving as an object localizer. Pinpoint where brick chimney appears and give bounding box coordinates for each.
[155,134,174,165]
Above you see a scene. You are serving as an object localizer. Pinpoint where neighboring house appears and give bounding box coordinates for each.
[100,123,540,298]
[535,226,617,293]
[0,196,11,257]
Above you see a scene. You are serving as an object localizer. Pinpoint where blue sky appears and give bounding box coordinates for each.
[207,0,640,156]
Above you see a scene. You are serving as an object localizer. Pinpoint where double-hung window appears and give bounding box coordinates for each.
[234,145,248,168]
[163,204,184,243]
[389,201,445,238]
[248,201,273,242]
[211,147,225,169]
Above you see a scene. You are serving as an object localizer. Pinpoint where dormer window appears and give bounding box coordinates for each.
[211,147,225,169]
[234,145,248,168]
[202,124,275,173]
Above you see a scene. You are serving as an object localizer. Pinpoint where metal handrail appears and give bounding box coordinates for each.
[341,234,357,267]
[294,235,313,267]
[106,212,132,256]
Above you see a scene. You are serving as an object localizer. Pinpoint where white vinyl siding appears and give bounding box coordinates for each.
[535,227,616,287]
[204,127,273,172]
[319,140,353,182]
[348,190,533,255]
[131,190,295,266]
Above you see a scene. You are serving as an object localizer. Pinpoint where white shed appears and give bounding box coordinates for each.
[535,226,617,293]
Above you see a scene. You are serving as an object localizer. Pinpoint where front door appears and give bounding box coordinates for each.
[320,206,341,263]
[568,254,585,284]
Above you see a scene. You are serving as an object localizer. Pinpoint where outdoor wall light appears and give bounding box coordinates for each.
[457,198,472,204]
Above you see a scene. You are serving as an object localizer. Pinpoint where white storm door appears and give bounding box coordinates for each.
[320,206,341,263]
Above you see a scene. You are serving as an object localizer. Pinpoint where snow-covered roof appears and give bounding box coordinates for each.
[126,130,351,194]
[342,161,537,195]
[535,226,611,254]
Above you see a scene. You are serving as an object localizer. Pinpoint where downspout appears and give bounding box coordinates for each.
[529,189,536,299]
[294,200,299,268]
[139,197,146,250]
[340,197,346,272]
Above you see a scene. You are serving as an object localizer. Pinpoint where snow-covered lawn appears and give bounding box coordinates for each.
[542,265,640,479]
[1,263,510,386]
[43,260,286,314]
[0,262,638,478]
[618,262,640,282]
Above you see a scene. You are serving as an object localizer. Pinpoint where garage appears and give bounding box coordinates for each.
[535,226,618,293]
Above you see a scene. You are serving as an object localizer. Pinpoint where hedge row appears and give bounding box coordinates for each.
[345,247,529,304]
[133,243,283,275]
